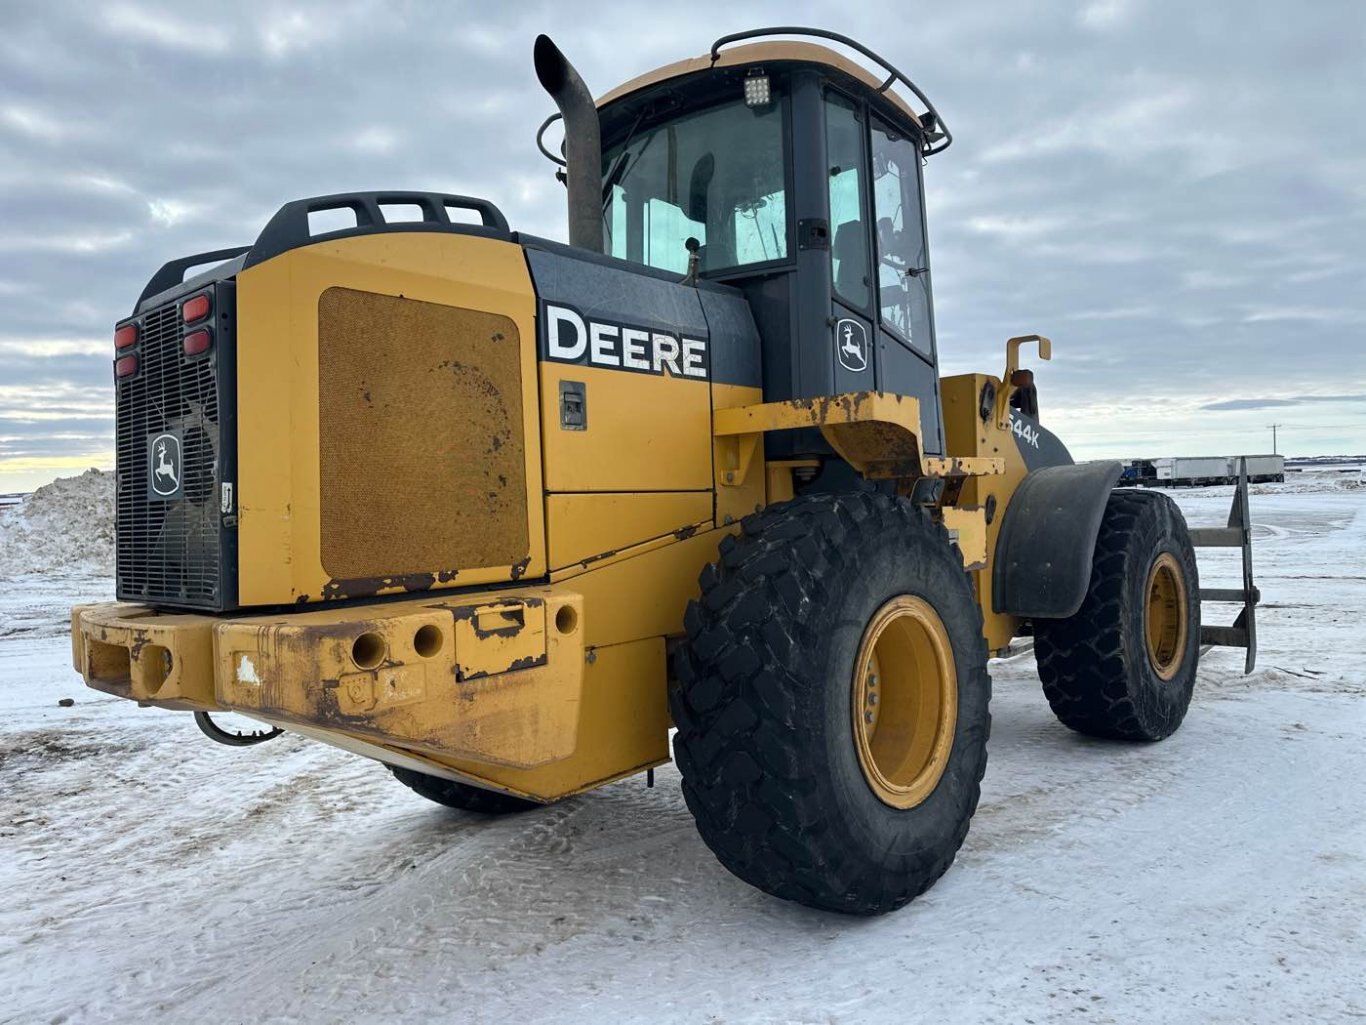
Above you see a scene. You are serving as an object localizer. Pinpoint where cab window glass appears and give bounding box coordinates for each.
[604,98,788,274]
[870,117,932,352]
[646,198,706,273]
[825,91,870,310]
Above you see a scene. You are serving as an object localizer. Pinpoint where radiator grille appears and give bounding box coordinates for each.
[115,287,229,608]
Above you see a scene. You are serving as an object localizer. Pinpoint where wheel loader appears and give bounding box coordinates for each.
[71,27,1260,915]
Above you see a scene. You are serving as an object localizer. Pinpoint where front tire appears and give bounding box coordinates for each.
[389,766,541,814]
[1034,488,1200,741]
[672,493,991,916]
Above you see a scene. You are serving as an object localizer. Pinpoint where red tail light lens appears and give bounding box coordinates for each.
[182,295,211,323]
[115,324,138,349]
[115,355,138,378]
[183,329,212,356]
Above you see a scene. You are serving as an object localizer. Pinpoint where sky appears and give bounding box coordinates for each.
[1,0,1364,493]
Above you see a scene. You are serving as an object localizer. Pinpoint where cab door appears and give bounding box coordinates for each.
[869,115,943,455]
[825,90,878,397]
[822,88,944,455]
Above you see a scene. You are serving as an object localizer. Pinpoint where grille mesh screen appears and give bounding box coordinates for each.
[317,287,528,583]
[115,292,224,607]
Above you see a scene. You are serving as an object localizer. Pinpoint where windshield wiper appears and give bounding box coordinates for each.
[601,107,651,209]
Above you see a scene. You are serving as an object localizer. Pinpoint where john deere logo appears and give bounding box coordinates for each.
[836,318,869,372]
[148,431,182,499]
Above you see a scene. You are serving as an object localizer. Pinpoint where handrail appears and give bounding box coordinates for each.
[536,113,568,167]
[137,246,251,307]
[709,26,953,156]
[242,190,510,269]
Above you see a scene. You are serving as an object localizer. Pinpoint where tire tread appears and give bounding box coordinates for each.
[1034,489,1200,741]
[671,492,990,915]
[389,766,541,814]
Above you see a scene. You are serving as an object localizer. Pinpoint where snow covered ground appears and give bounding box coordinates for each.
[1,473,1363,1024]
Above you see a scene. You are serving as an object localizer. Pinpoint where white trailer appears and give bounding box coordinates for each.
[1149,454,1285,487]
[1230,454,1284,483]
[1154,456,1231,486]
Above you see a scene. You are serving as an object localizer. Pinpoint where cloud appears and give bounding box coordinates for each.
[1182,269,1246,290]
[1202,399,1300,411]
[0,231,135,255]
[256,8,348,58]
[0,0,1363,491]
[1241,306,1366,325]
[349,127,401,155]
[0,339,108,358]
[1,104,68,141]
[1062,306,1158,321]
[146,198,203,227]
[1201,395,1366,412]
[1078,0,1133,30]
[966,214,1071,240]
[100,4,233,55]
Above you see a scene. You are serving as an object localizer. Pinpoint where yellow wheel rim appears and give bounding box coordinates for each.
[1144,552,1188,681]
[851,595,958,810]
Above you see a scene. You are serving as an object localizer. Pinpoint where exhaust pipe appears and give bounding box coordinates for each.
[534,34,604,254]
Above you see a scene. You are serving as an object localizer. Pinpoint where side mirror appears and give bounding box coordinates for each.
[687,153,715,224]
[998,334,1053,429]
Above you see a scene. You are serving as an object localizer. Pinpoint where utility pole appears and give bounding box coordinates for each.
[1266,423,1283,454]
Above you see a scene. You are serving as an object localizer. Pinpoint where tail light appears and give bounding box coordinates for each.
[115,324,138,349]
[115,354,138,378]
[183,328,212,356]
[182,294,211,323]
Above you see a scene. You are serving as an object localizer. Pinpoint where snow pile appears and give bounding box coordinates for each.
[1260,472,1364,495]
[1176,470,1364,500]
[0,469,115,577]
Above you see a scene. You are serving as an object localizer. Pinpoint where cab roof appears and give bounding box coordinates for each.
[596,40,926,131]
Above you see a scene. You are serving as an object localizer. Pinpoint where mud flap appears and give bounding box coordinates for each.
[992,461,1124,619]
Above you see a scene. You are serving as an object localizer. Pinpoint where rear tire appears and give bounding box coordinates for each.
[389,766,540,814]
[672,492,991,915]
[1034,488,1200,741]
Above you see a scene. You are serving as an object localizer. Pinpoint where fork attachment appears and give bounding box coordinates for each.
[1188,457,1259,673]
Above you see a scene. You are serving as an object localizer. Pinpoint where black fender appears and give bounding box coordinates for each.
[992,461,1123,619]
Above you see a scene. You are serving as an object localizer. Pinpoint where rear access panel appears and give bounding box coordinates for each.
[234,233,546,605]
[316,287,528,583]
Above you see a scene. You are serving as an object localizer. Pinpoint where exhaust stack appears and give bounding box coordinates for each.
[534,34,604,254]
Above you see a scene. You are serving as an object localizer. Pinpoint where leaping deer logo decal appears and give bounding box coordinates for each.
[835,318,868,372]
[149,433,182,497]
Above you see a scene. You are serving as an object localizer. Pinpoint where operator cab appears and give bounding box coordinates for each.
[592,29,951,455]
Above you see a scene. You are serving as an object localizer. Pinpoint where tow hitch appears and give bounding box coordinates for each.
[193,711,284,747]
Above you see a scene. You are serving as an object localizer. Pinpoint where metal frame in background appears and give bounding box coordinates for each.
[1190,456,1259,673]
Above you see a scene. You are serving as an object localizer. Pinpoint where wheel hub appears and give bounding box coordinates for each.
[1144,552,1188,681]
[851,595,957,809]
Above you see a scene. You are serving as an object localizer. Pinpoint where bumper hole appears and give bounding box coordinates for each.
[413,624,443,658]
[555,605,578,635]
[352,632,387,670]
[87,639,131,684]
[125,643,174,697]
[144,646,173,694]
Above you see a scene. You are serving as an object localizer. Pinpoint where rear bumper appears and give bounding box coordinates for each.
[72,587,584,770]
